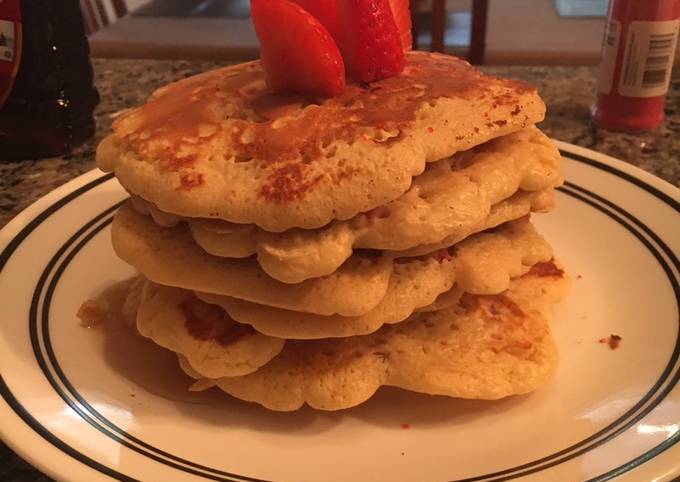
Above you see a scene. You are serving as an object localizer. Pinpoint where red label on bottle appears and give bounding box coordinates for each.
[0,0,22,108]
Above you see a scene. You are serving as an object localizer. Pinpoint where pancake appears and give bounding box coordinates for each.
[131,187,554,283]
[182,260,569,411]
[196,219,552,339]
[137,281,284,378]
[207,190,555,283]
[134,220,552,376]
[398,189,554,257]
[415,286,464,313]
[113,200,551,316]
[112,202,393,316]
[97,51,545,232]
[177,127,560,283]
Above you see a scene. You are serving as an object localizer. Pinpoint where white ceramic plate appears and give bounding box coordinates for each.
[1,142,678,482]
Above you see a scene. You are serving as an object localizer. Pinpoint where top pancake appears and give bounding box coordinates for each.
[97,51,545,232]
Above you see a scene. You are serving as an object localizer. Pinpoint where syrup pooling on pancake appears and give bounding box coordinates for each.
[97,52,545,232]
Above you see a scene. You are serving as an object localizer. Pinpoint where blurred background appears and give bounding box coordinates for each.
[83,0,614,64]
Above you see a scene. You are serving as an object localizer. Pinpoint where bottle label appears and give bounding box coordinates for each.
[597,19,621,95]
[619,19,680,98]
[0,0,21,108]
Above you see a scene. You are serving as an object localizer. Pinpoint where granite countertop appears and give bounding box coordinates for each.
[1,60,679,229]
[0,60,679,480]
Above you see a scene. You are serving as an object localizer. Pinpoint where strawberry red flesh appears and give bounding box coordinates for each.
[251,0,345,97]
[387,0,413,51]
[292,0,411,53]
[290,0,342,44]
[339,0,405,82]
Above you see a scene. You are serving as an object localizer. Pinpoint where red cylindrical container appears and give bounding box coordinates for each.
[592,0,680,131]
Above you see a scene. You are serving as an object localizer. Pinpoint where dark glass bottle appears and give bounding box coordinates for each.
[0,0,99,161]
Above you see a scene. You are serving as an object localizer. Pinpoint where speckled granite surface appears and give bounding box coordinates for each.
[1,60,679,229]
[0,60,678,480]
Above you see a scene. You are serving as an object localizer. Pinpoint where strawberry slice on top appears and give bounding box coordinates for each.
[292,0,412,54]
[290,0,342,44]
[388,0,413,51]
[251,0,345,97]
[338,0,406,83]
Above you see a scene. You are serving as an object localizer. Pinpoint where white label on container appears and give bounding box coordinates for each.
[597,19,621,94]
[619,19,680,98]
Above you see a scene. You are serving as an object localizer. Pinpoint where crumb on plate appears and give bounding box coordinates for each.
[77,299,107,327]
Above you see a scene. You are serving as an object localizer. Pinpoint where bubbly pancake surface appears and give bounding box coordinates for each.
[97,51,545,232]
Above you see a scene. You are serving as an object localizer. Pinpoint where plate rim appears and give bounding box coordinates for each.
[0,142,679,482]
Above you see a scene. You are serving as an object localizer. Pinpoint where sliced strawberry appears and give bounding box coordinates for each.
[387,0,413,51]
[290,0,341,44]
[338,0,405,82]
[291,0,410,52]
[251,0,345,97]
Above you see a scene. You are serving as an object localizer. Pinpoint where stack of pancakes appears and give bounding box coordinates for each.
[97,51,569,411]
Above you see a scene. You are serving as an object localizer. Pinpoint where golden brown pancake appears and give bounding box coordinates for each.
[127,126,561,283]
[195,219,553,339]
[136,281,284,378]
[94,49,569,413]
[112,202,552,319]
[112,202,394,316]
[97,51,545,232]
[181,260,569,411]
